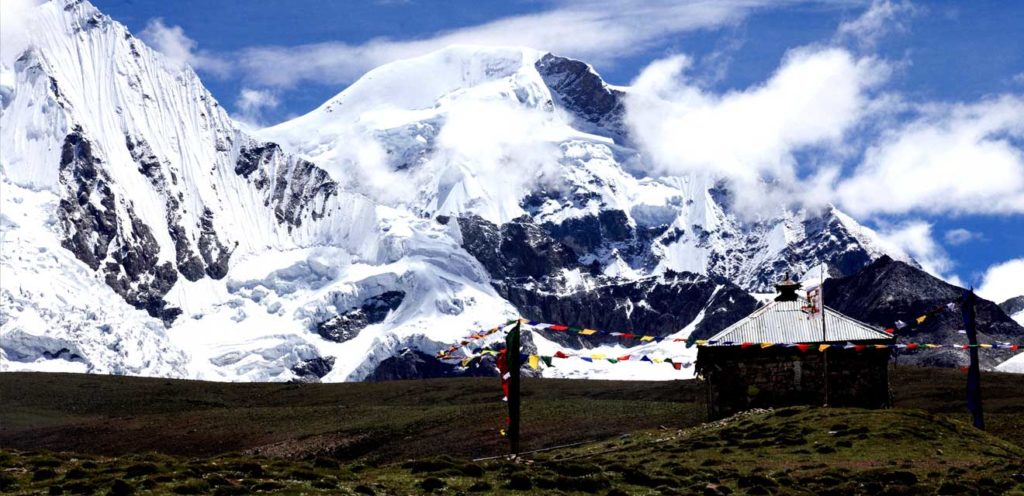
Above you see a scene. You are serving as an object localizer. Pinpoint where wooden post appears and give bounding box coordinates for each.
[505,321,522,455]
[963,290,984,430]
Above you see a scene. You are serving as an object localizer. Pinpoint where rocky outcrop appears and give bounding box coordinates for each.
[127,135,233,282]
[235,142,339,228]
[536,53,626,140]
[58,129,181,324]
[824,256,1023,368]
[1000,296,1024,317]
[458,214,580,279]
[291,356,336,383]
[316,291,405,343]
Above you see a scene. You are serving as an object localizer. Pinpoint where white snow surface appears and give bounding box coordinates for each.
[0,0,951,381]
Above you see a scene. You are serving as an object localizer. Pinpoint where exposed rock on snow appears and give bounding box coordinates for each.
[999,296,1024,327]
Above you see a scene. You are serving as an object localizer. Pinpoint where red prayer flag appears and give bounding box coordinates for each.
[884,328,895,334]
[906,343,919,350]
[1012,345,1020,351]
[854,344,866,351]
[672,363,682,370]
[618,355,631,361]
[554,351,569,359]
[797,344,810,352]
[621,333,636,339]
[549,325,569,331]
[740,342,753,349]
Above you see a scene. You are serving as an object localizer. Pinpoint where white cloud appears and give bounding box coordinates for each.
[943,228,981,246]
[0,0,43,67]
[835,0,917,48]
[835,95,1024,217]
[977,258,1024,303]
[235,0,782,88]
[233,88,279,126]
[140,18,230,76]
[873,220,962,285]
[624,46,889,214]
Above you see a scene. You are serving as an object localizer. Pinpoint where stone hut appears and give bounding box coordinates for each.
[696,275,894,420]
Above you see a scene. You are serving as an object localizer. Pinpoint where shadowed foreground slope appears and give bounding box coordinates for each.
[1,368,1023,494]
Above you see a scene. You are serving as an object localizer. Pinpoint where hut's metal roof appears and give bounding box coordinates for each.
[704,299,894,346]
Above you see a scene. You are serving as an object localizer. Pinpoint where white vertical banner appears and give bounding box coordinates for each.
[803,285,822,319]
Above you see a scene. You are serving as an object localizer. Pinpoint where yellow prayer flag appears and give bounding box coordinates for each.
[818,344,831,352]
[580,329,598,335]
[696,339,708,345]
[590,353,606,360]
[640,336,655,342]
[980,343,993,348]
[925,344,940,348]
[875,344,888,349]
[916,315,927,324]
[529,355,540,370]
[761,342,774,349]
[653,358,664,363]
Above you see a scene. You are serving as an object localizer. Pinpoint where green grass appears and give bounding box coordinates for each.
[2,407,1022,495]
[1,367,1023,494]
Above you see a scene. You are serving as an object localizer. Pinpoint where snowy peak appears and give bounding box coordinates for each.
[2,1,515,382]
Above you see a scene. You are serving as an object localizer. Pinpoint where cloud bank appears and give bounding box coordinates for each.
[140,18,230,76]
[233,0,775,89]
[978,258,1024,304]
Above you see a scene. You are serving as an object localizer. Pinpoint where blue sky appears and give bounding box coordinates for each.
[92,0,1024,299]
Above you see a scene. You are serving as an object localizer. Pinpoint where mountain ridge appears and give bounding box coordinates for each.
[3,0,1014,381]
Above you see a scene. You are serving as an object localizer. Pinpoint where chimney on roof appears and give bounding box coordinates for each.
[774,271,802,302]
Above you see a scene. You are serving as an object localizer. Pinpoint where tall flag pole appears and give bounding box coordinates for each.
[963,289,985,430]
[505,321,522,455]
[820,266,830,407]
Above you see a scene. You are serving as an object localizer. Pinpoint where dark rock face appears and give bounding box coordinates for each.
[367,349,497,381]
[317,291,405,343]
[494,272,758,347]
[197,209,231,279]
[127,134,233,283]
[58,130,117,270]
[58,129,181,324]
[235,142,339,228]
[458,214,580,280]
[824,256,1023,368]
[1000,296,1024,317]
[291,356,336,383]
[535,53,626,140]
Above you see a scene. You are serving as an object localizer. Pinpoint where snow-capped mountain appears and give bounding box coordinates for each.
[2,0,923,382]
[1,0,514,381]
[260,45,900,292]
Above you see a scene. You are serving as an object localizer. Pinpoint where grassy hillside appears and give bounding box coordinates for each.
[1,367,1023,494]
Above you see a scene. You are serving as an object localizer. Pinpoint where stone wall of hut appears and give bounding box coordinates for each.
[697,345,891,420]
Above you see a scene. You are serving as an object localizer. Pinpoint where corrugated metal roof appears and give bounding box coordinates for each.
[704,299,893,346]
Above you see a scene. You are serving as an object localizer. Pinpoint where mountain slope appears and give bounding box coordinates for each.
[824,256,1024,368]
